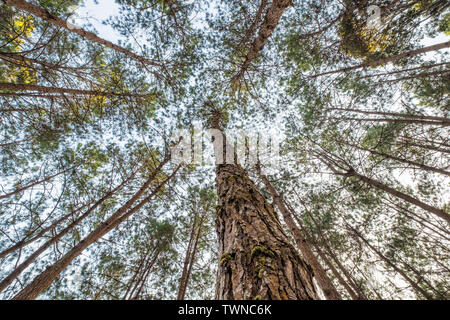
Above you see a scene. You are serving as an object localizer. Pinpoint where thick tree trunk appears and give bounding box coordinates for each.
[238,0,269,48]
[257,169,341,300]
[214,163,317,300]
[209,111,317,300]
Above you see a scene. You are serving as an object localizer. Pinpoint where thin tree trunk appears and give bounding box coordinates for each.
[177,207,207,300]
[122,248,152,300]
[348,170,450,225]
[328,107,450,123]
[4,0,164,68]
[297,0,371,40]
[0,83,152,98]
[129,251,160,300]
[399,259,446,299]
[298,204,368,299]
[347,143,450,177]
[234,0,293,82]
[177,210,199,300]
[0,169,139,293]
[0,165,80,200]
[331,117,449,126]
[397,139,450,154]
[321,155,450,225]
[11,160,178,300]
[257,168,342,300]
[312,41,450,78]
[400,136,450,149]
[350,226,433,300]
[384,69,450,83]
[0,52,89,75]
[383,198,450,237]
[313,244,359,300]
[0,203,89,259]
[180,210,207,299]
[323,242,366,299]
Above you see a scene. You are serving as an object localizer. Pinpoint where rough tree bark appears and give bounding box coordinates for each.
[210,111,317,300]
[214,164,317,300]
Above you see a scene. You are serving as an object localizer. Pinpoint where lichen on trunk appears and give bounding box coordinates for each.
[214,163,317,300]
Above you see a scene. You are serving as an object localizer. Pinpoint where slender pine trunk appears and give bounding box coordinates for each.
[234,0,293,81]
[177,209,206,300]
[346,143,450,177]
[312,41,450,78]
[350,226,433,300]
[0,83,151,98]
[0,167,140,293]
[11,159,177,299]
[257,168,341,299]
[0,203,88,260]
[4,0,163,68]
[348,170,450,225]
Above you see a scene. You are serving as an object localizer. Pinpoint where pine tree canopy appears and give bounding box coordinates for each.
[0,0,449,300]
